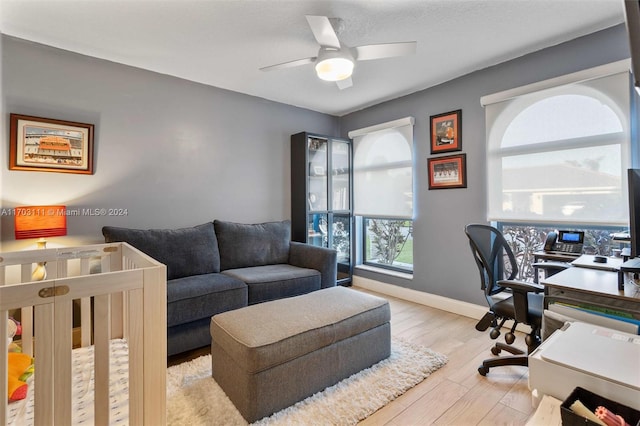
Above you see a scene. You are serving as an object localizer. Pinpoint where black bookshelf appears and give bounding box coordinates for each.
[291,132,353,285]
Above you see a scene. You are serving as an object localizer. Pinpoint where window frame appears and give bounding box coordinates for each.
[349,117,415,276]
[361,216,413,274]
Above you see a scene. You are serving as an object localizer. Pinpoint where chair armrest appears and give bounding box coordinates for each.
[497,279,544,294]
[497,279,544,324]
[289,241,337,288]
[532,261,570,273]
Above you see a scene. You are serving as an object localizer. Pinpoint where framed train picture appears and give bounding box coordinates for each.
[10,114,94,174]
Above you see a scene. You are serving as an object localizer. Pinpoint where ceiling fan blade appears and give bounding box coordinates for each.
[305,15,341,49]
[259,57,316,72]
[336,77,353,90]
[354,41,417,61]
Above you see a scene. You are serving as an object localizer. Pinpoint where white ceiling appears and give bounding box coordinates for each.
[0,0,626,116]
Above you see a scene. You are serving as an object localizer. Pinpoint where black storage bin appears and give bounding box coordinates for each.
[560,387,640,426]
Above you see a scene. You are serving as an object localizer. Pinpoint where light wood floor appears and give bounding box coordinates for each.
[168,288,536,425]
[357,288,534,426]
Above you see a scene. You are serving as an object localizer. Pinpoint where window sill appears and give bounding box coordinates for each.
[355,264,413,280]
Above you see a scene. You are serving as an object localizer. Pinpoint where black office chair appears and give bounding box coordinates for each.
[464,224,568,376]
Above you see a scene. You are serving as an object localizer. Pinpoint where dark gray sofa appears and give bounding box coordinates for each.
[102,220,337,356]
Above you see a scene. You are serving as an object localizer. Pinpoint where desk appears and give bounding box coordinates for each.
[533,251,580,263]
[541,267,640,335]
[542,267,640,303]
[529,272,640,408]
[570,254,623,272]
[532,251,578,283]
[533,271,640,412]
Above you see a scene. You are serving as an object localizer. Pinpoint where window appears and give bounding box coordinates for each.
[349,117,415,273]
[483,61,632,226]
[363,218,413,272]
[498,222,626,281]
[483,61,633,278]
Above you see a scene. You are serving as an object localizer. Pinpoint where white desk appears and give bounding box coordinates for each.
[531,268,640,416]
[541,266,640,350]
[570,254,623,272]
[542,266,640,303]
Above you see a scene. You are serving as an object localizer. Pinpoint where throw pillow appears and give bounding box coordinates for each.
[214,220,291,270]
[102,222,220,279]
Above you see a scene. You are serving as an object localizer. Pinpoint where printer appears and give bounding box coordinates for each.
[529,321,640,410]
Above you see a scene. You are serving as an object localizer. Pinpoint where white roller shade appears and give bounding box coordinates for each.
[482,61,631,225]
[349,117,415,219]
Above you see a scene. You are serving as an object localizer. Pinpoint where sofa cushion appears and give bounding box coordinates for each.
[214,220,291,271]
[222,264,321,304]
[167,273,247,326]
[102,223,220,280]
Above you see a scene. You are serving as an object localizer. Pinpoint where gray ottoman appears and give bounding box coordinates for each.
[210,286,391,423]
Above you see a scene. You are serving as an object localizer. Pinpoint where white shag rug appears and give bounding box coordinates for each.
[166,338,448,425]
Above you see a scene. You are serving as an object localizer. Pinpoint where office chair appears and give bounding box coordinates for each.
[464,224,568,376]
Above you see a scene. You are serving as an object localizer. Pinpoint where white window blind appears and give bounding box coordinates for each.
[348,117,415,219]
[482,61,631,225]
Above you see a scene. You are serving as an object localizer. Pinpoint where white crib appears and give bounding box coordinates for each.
[0,242,167,425]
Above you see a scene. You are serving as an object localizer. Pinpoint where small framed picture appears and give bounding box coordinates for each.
[9,114,94,174]
[428,153,467,190]
[430,109,462,154]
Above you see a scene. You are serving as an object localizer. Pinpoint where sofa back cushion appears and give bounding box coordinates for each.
[214,220,291,270]
[102,222,220,280]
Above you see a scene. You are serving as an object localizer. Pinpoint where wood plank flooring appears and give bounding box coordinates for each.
[168,287,536,425]
[358,288,534,426]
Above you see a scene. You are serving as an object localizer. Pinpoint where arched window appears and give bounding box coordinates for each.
[483,63,631,225]
[349,117,415,273]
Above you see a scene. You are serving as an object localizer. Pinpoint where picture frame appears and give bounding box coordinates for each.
[428,153,467,190]
[430,109,462,154]
[9,114,94,174]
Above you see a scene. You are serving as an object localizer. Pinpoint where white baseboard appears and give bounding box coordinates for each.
[352,276,531,333]
[352,276,487,320]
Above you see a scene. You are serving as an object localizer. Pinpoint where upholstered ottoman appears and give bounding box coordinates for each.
[210,286,391,422]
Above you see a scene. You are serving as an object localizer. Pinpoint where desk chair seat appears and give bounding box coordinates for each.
[492,293,543,328]
[464,224,567,376]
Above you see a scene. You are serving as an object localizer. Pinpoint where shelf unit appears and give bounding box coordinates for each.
[291,132,352,285]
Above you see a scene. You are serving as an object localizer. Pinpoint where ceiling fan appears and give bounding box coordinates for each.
[259,15,417,90]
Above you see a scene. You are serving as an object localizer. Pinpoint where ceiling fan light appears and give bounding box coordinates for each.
[315,57,354,82]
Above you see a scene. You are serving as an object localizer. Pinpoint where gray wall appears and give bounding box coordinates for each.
[340,24,632,305]
[1,36,338,251]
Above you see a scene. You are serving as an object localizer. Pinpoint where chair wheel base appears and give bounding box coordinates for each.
[475,312,495,331]
[489,328,501,339]
[505,332,515,345]
[491,346,501,355]
[476,354,530,376]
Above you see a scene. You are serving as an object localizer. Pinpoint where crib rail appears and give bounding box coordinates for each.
[0,242,167,426]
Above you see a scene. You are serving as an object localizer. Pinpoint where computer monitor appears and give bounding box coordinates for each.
[627,169,640,259]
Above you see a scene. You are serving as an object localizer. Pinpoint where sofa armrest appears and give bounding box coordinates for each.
[289,241,337,288]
